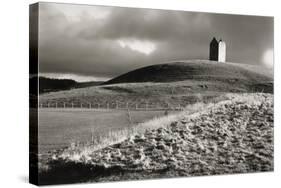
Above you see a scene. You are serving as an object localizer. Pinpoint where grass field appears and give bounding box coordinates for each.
[39,93,273,185]
[35,61,273,184]
[38,109,166,154]
[39,61,273,110]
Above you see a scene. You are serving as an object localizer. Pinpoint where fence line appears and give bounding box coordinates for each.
[38,101,184,111]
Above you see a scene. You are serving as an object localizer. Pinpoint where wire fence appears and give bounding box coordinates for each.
[38,101,184,111]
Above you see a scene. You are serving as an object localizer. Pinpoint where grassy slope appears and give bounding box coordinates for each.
[39,60,273,108]
[104,60,272,84]
[39,93,273,185]
[38,109,165,154]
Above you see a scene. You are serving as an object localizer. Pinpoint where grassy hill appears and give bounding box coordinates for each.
[39,60,273,108]
[104,60,272,85]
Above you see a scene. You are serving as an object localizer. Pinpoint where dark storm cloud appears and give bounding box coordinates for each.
[38,3,273,81]
[79,8,210,41]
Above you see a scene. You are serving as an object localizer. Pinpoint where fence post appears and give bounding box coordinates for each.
[126,102,129,109]
[47,103,50,108]
[72,102,74,108]
[136,103,138,110]
[146,102,148,111]
[116,101,118,109]
[63,102,65,108]
[80,102,82,108]
[55,102,57,108]
[91,132,94,144]
[107,103,109,109]
[89,103,91,109]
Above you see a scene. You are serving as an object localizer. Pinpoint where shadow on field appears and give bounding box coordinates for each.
[38,160,124,185]
[39,159,174,185]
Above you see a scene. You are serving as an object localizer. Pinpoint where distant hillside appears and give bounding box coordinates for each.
[104,60,272,85]
[30,76,103,94]
[74,81,104,89]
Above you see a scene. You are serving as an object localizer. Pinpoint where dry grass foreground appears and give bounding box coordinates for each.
[39,93,273,185]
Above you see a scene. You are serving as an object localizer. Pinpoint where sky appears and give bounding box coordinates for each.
[37,2,274,82]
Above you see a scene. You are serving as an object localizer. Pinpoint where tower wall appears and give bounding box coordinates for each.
[209,38,219,61]
[218,41,226,62]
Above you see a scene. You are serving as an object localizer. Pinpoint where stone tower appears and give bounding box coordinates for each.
[209,37,226,62]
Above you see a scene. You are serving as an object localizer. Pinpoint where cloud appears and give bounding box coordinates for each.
[117,38,156,55]
[37,2,274,80]
[263,49,274,68]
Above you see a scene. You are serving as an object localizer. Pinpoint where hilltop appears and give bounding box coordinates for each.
[104,60,272,85]
[39,60,273,108]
